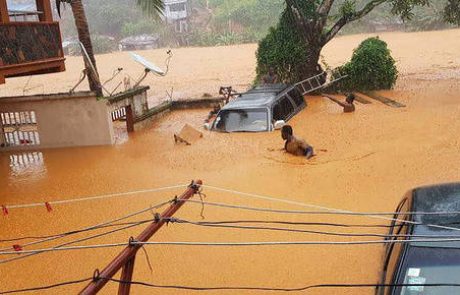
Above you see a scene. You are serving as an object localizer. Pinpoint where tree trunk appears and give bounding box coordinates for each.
[70,0,103,96]
[304,44,323,77]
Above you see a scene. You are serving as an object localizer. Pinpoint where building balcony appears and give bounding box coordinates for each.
[0,21,65,84]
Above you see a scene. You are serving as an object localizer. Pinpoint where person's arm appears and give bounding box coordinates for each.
[327,96,347,107]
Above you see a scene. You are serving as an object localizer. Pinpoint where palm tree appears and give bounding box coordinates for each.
[56,0,164,97]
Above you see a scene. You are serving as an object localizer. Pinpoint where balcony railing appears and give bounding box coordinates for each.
[0,21,65,83]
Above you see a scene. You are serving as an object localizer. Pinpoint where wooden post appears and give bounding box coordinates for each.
[79,180,203,295]
[118,257,136,295]
[0,0,9,23]
[125,105,134,133]
[0,114,5,146]
[35,0,53,22]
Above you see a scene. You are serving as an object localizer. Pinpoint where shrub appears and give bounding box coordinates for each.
[331,37,398,92]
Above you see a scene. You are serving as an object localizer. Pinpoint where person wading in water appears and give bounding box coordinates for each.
[261,67,279,85]
[281,125,314,159]
[328,93,356,113]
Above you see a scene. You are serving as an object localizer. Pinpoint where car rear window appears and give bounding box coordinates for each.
[394,246,460,295]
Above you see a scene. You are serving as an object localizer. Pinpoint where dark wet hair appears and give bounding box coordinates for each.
[346,93,356,103]
[281,125,293,140]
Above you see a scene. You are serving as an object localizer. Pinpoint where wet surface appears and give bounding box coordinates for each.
[1,77,460,294]
[1,28,460,293]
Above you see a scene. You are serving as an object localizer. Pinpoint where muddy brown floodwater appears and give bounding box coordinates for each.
[1,30,460,294]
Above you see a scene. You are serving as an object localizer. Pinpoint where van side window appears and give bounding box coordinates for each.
[288,89,304,107]
[273,96,293,121]
[273,103,282,121]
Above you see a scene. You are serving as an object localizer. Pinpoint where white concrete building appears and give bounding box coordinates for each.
[164,0,189,33]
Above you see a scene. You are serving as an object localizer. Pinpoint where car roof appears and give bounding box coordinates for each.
[410,183,460,248]
[221,84,290,111]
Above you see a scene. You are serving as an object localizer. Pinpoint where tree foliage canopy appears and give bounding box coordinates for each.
[256,0,460,83]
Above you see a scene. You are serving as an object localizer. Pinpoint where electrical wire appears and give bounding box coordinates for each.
[166,219,460,229]
[202,186,460,216]
[0,278,92,294]
[2,184,186,210]
[170,219,398,228]
[0,200,173,265]
[183,199,460,232]
[4,237,460,256]
[103,277,460,292]
[0,199,172,251]
[2,278,460,294]
[168,218,460,239]
[0,220,150,243]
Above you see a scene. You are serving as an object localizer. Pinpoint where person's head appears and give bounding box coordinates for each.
[268,67,275,75]
[281,125,293,140]
[346,93,355,104]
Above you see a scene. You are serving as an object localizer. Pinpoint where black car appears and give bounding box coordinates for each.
[377,183,460,295]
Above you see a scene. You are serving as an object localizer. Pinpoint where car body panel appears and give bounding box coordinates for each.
[212,84,305,133]
[377,183,460,295]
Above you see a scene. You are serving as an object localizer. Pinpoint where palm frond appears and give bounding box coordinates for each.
[136,0,165,19]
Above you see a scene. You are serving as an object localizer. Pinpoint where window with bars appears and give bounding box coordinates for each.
[0,111,41,147]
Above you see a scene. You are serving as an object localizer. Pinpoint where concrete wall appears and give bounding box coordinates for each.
[108,86,149,117]
[0,91,114,150]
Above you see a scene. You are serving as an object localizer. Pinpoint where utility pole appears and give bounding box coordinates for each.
[80,180,203,295]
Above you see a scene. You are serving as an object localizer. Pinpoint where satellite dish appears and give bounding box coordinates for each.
[130,52,166,76]
[129,51,172,88]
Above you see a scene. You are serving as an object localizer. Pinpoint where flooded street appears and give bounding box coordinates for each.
[1,30,460,294]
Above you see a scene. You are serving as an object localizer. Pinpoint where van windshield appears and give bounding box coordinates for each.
[214,109,268,132]
[395,246,460,295]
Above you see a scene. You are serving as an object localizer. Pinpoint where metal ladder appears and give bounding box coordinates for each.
[294,72,348,95]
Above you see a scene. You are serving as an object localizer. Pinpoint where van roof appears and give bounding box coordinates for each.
[221,84,290,110]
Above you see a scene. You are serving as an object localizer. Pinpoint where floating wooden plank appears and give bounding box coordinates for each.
[362,91,406,108]
[351,92,372,104]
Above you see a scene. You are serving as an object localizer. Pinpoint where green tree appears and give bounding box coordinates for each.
[258,0,460,82]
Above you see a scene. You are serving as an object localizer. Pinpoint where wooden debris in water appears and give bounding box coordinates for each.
[174,124,203,145]
[361,91,406,108]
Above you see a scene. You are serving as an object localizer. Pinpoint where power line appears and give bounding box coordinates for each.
[170,219,397,228]
[183,199,460,233]
[2,278,460,294]
[0,220,149,243]
[4,237,460,256]
[0,200,172,252]
[169,218,460,239]
[203,185,460,216]
[0,200,173,265]
[104,277,460,292]
[0,278,92,294]
[2,184,186,211]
